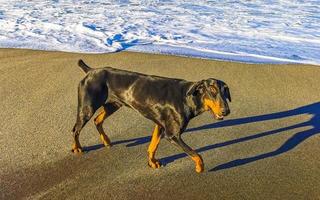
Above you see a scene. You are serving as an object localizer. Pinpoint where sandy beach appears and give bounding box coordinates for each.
[1,48,319,199]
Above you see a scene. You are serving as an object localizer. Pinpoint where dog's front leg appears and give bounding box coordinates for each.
[169,136,204,173]
[147,124,162,169]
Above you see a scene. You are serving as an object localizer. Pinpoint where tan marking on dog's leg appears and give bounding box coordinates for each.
[147,124,161,169]
[94,109,112,147]
[71,134,83,154]
[191,154,204,173]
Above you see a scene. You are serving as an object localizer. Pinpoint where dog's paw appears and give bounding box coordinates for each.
[148,159,161,169]
[71,147,83,154]
[71,142,83,154]
[102,141,112,148]
[195,163,204,173]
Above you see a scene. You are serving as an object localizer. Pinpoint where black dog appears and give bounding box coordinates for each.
[71,60,231,173]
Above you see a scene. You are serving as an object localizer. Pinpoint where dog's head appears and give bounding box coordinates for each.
[187,78,231,120]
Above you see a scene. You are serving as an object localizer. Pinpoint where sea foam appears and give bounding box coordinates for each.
[0,0,319,64]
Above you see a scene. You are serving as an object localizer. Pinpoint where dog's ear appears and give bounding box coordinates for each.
[186,80,206,96]
[224,85,231,102]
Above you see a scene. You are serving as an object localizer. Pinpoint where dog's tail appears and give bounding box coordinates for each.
[78,59,92,73]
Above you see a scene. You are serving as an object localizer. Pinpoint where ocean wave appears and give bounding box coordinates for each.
[0,0,319,64]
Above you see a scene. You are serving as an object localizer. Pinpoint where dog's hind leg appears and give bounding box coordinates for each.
[71,77,108,154]
[94,102,121,147]
[147,124,163,169]
[71,105,95,153]
[168,136,204,173]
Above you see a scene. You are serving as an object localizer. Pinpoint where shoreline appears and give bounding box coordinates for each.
[1,47,319,67]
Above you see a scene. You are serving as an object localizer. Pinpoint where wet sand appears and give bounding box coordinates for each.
[0,48,319,199]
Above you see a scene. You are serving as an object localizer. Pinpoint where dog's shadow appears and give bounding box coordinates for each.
[82,135,151,152]
[84,102,320,171]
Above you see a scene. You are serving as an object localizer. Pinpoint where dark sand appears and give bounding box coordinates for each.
[0,49,319,199]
